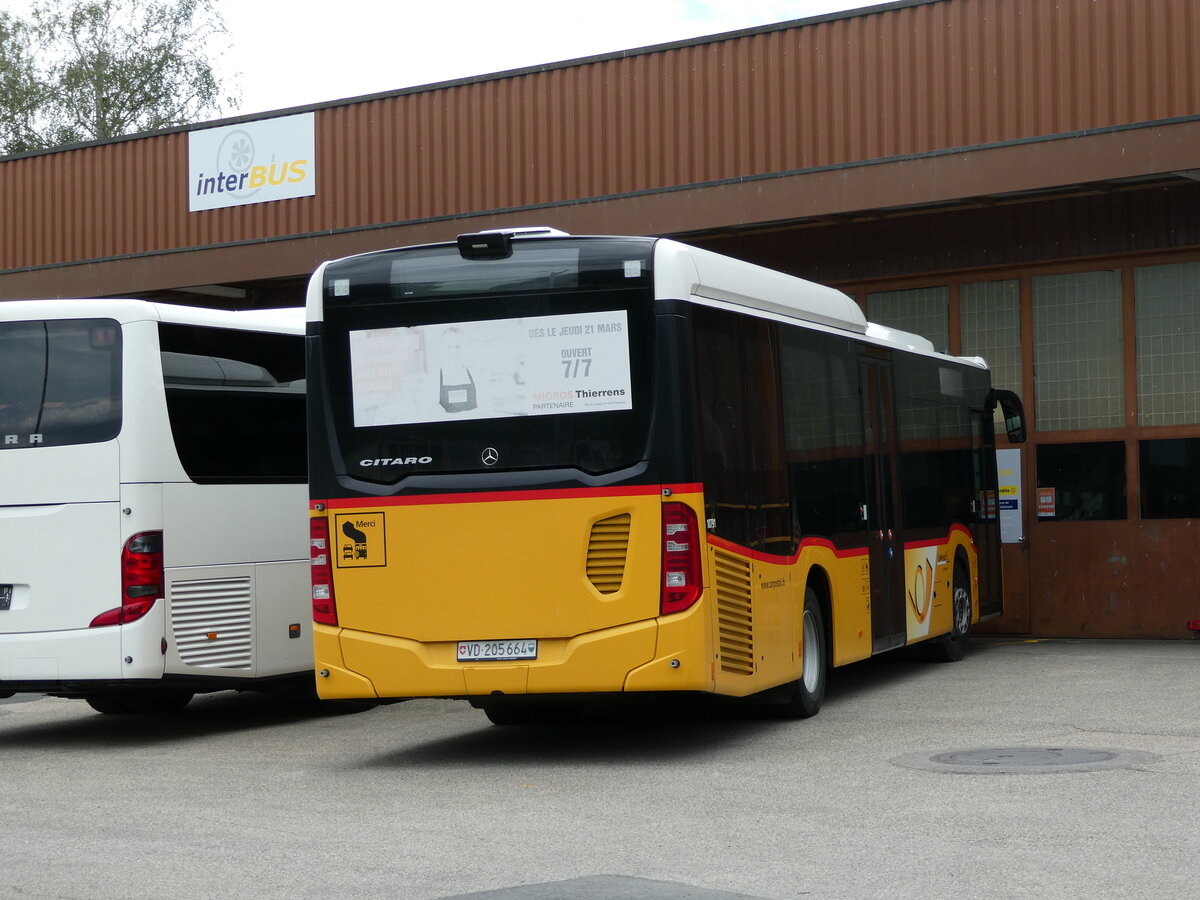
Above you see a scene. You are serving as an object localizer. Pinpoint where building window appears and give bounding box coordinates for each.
[1140,438,1200,519]
[867,286,949,353]
[1032,270,1123,431]
[961,278,1022,430]
[1135,261,1200,426]
[1035,441,1126,521]
[961,278,1021,393]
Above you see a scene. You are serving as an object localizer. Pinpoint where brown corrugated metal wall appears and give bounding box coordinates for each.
[2,0,1199,274]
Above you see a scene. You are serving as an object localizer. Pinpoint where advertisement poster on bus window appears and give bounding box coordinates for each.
[348,310,632,427]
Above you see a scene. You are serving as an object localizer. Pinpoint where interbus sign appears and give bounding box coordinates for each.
[187,113,316,211]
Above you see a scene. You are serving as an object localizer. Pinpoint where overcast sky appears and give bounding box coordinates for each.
[216,0,870,118]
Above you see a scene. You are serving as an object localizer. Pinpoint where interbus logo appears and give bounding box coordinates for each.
[188,113,316,212]
[193,158,308,196]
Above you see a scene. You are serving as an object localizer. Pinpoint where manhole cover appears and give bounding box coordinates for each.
[892,746,1159,774]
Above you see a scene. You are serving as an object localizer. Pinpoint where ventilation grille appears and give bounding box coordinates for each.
[170,577,253,669]
[586,513,631,594]
[714,548,755,675]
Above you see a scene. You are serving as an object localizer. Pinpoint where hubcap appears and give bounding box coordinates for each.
[953,585,971,636]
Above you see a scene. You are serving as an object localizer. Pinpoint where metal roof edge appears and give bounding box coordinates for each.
[0,1,943,162]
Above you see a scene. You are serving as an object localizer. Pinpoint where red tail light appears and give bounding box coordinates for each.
[310,516,338,625]
[90,531,163,628]
[661,502,703,615]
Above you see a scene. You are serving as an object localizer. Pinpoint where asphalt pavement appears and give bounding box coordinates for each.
[1,637,1197,899]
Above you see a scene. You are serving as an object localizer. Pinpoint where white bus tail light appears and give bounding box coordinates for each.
[310,516,338,625]
[661,502,703,615]
[89,531,163,627]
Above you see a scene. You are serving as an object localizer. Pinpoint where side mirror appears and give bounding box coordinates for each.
[990,389,1026,443]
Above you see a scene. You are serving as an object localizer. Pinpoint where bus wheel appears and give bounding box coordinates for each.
[923,563,972,663]
[771,588,827,719]
[84,691,193,715]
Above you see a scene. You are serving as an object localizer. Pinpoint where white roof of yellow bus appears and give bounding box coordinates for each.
[652,239,868,335]
[651,239,986,369]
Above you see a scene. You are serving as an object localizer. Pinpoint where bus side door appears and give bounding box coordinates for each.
[972,409,1004,619]
[860,356,906,653]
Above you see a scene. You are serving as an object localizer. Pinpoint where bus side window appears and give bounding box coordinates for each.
[694,310,750,545]
[894,355,977,531]
[693,309,793,554]
[779,328,867,540]
[158,323,306,483]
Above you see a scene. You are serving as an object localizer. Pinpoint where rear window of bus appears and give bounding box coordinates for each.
[0,318,122,449]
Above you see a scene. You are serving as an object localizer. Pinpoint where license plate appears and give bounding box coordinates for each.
[0,585,11,611]
[456,639,537,662]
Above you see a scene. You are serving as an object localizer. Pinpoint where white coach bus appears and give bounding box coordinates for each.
[0,300,310,713]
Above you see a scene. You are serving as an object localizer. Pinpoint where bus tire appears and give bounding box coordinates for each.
[84,691,193,715]
[923,562,972,663]
[772,588,827,719]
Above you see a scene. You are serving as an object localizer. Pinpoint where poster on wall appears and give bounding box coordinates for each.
[996,448,1023,543]
[348,309,632,427]
[187,112,315,211]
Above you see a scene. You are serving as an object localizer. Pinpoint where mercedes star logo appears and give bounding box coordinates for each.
[481,447,499,467]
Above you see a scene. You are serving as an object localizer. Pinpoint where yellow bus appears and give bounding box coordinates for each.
[305,228,1025,723]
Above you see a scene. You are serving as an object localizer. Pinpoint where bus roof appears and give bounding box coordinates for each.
[653,238,869,335]
[0,299,304,335]
[308,231,987,370]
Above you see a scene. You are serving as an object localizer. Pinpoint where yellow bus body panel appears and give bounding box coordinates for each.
[623,600,713,692]
[706,536,874,697]
[800,543,873,668]
[319,611,719,700]
[318,490,723,699]
[331,491,663,643]
[313,623,378,699]
[314,492,978,702]
[333,618,663,697]
[902,527,978,644]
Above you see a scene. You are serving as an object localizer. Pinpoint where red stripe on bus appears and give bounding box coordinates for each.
[903,523,975,550]
[707,523,974,565]
[312,482,703,510]
[705,534,868,565]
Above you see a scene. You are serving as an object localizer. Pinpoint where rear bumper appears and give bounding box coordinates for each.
[0,603,165,690]
[314,604,713,700]
[0,672,310,698]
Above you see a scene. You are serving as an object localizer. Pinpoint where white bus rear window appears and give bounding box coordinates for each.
[0,318,121,449]
[388,247,581,297]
